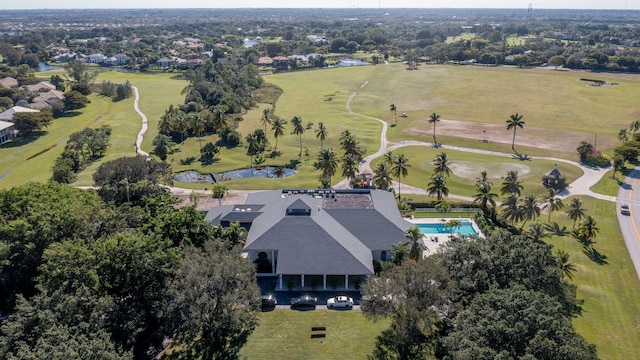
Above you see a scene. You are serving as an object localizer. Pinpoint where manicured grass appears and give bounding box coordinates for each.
[543,196,640,359]
[589,168,621,197]
[0,70,187,188]
[371,145,584,198]
[239,310,389,360]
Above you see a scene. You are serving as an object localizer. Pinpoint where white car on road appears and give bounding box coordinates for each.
[327,296,354,309]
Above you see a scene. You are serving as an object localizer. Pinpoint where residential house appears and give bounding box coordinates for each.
[0,77,19,89]
[0,106,40,121]
[272,56,290,70]
[205,189,413,291]
[255,57,274,67]
[88,53,106,64]
[0,121,16,145]
[157,57,175,68]
[32,90,65,108]
[24,82,56,93]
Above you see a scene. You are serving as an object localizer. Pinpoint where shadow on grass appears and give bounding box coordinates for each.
[180,157,196,165]
[0,132,45,148]
[544,222,568,236]
[583,246,608,265]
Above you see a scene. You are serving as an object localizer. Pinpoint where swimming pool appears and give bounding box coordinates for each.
[416,221,478,237]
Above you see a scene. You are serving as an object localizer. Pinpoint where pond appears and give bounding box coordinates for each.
[330,57,371,67]
[174,167,297,183]
[244,38,258,48]
[37,62,62,72]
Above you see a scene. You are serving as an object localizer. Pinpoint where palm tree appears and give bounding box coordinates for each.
[405,227,423,261]
[260,107,272,133]
[314,148,339,184]
[543,188,564,221]
[524,222,549,242]
[383,151,395,167]
[223,221,247,247]
[391,242,408,265]
[501,193,522,224]
[432,152,451,177]
[340,130,363,161]
[555,249,577,280]
[211,182,229,206]
[373,163,392,190]
[390,104,398,126]
[341,154,360,184]
[271,117,287,150]
[392,154,410,200]
[520,194,541,229]
[190,112,207,150]
[473,182,498,215]
[427,174,449,202]
[315,122,328,150]
[428,112,441,146]
[475,170,491,190]
[630,119,640,134]
[566,198,587,228]
[500,170,524,196]
[506,113,525,153]
[612,155,625,180]
[577,215,600,241]
[291,116,305,157]
[445,219,461,237]
[618,128,629,143]
[211,107,228,132]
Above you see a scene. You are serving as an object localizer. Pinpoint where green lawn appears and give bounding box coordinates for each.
[239,310,389,360]
[542,196,640,359]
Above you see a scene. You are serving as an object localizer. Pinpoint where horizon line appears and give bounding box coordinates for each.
[3,7,640,11]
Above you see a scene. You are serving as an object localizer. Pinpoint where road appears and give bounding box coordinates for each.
[616,166,640,279]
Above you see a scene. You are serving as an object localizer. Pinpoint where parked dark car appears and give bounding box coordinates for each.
[261,294,277,311]
[290,295,317,310]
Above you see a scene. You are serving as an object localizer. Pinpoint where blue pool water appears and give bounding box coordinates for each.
[417,221,478,236]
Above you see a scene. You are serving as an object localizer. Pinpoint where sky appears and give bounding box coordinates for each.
[5,0,640,10]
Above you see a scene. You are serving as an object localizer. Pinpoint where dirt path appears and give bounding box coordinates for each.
[132,86,150,157]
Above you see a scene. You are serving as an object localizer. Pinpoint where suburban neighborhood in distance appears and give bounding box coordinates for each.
[1,5,640,360]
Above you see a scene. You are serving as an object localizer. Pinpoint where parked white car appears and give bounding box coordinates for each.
[327,296,354,309]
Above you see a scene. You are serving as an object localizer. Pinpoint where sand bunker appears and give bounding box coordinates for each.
[449,161,533,180]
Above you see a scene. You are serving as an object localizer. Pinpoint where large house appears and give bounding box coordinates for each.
[0,106,40,121]
[0,121,15,145]
[205,189,412,291]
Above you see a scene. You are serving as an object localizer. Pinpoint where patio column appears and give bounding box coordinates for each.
[301,274,305,289]
[271,250,275,273]
[345,274,349,289]
[278,274,283,290]
[323,275,327,290]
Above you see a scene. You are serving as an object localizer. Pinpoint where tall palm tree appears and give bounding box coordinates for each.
[473,183,498,215]
[373,163,392,190]
[314,148,339,184]
[612,155,625,180]
[391,242,408,265]
[500,170,523,196]
[271,117,287,150]
[428,112,441,146]
[339,130,363,161]
[543,188,564,221]
[506,113,525,153]
[427,174,449,202]
[341,154,360,184]
[223,221,247,247]
[383,151,395,167]
[524,222,549,242]
[211,182,229,206]
[501,193,522,225]
[392,153,410,200]
[190,112,207,150]
[390,104,398,126]
[432,152,451,177]
[315,122,328,150]
[566,198,587,228]
[520,194,541,230]
[405,227,423,261]
[630,119,640,134]
[555,249,577,280]
[291,116,305,157]
[618,128,629,143]
[475,170,491,190]
[260,107,273,133]
[211,107,228,132]
[578,215,600,241]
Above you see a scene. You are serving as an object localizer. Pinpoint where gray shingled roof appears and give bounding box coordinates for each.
[208,189,412,276]
[221,212,263,222]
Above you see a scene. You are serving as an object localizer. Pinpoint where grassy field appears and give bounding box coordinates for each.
[370,145,584,198]
[239,310,389,360]
[0,69,186,188]
[543,196,640,359]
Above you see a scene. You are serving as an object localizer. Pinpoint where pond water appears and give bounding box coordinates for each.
[330,57,371,67]
[174,167,297,183]
[37,62,62,72]
[244,39,258,48]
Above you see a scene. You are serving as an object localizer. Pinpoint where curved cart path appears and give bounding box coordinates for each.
[132,86,150,157]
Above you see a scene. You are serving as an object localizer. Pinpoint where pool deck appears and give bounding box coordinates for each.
[407,217,485,256]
